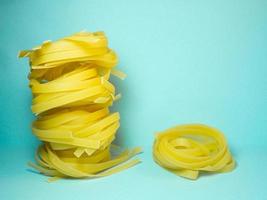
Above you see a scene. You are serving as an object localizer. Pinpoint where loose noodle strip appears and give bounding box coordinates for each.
[153,124,235,180]
[19,31,141,180]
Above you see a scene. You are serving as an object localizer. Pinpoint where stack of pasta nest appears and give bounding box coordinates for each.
[19,31,141,181]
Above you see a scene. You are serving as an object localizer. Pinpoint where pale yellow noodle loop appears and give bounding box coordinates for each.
[19,31,141,180]
[153,124,235,180]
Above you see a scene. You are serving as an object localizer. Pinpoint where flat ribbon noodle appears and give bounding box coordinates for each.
[153,124,235,180]
[19,31,141,181]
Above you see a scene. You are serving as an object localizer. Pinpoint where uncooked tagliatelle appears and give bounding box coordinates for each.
[19,31,141,181]
[153,124,235,180]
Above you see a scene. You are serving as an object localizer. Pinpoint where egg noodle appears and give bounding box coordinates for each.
[19,31,142,181]
[153,124,235,180]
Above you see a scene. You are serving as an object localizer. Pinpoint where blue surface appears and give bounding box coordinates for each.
[1,0,267,199]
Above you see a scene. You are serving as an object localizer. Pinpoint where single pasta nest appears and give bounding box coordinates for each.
[153,124,235,180]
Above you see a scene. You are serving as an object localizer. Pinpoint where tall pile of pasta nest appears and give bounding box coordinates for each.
[19,31,141,181]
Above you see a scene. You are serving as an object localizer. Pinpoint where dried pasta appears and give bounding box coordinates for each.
[153,124,235,180]
[19,31,141,181]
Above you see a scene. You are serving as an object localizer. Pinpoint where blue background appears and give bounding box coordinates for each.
[0,0,267,199]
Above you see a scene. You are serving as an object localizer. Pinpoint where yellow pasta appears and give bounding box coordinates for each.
[153,124,235,180]
[19,31,141,181]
